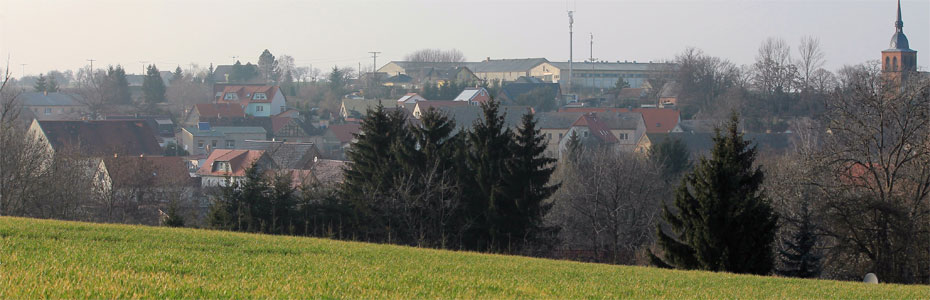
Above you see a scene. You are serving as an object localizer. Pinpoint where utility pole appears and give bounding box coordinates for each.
[139,61,148,75]
[369,51,381,75]
[87,59,96,79]
[567,11,574,95]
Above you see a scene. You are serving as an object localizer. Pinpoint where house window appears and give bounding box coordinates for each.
[225,140,235,147]
[197,140,204,149]
[211,140,218,147]
[619,133,629,140]
[252,93,267,100]
[224,93,238,100]
[558,133,563,139]
[583,131,589,137]
[256,106,264,112]
[44,108,52,115]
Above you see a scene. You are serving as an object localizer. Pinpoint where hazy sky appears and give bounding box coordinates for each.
[1,0,927,77]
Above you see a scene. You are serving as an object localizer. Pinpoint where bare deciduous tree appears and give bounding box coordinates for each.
[812,65,930,284]
[550,148,666,264]
[403,48,467,63]
[796,36,826,89]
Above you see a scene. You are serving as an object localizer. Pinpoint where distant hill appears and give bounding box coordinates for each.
[0,217,922,298]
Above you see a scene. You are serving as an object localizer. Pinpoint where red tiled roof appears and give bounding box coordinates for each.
[271,116,291,134]
[217,85,279,105]
[560,107,679,133]
[572,113,619,143]
[328,123,361,144]
[196,149,266,177]
[37,120,162,156]
[195,103,246,118]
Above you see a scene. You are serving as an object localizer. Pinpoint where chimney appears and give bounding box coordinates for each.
[485,57,491,62]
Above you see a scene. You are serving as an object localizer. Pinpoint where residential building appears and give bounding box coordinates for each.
[536,111,646,158]
[239,140,322,170]
[182,103,246,127]
[397,93,427,104]
[559,107,680,133]
[19,92,87,121]
[339,99,401,120]
[411,100,468,119]
[321,123,360,159]
[215,84,287,117]
[196,149,276,187]
[92,155,198,225]
[453,87,492,106]
[177,124,267,156]
[29,119,163,157]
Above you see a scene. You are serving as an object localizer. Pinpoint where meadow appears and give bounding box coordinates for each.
[1,217,925,298]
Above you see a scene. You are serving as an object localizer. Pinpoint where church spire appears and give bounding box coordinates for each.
[895,0,903,32]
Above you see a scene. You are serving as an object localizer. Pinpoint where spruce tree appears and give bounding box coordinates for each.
[33,74,48,92]
[565,130,582,162]
[341,104,408,239]
[651,113,778,275]
[143,65,166,103]
[172,66,184,84]
[104,65,131,104]
[777,203,822,278]
[47,75,59,92]
[500,112,560,251]
[650,137,692,179]
[463,99,514,251]
[162,199,185,227]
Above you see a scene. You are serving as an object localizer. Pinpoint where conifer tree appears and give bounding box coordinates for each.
[341,104,408,239]
[777,203,821,278]
[651,113,778,275]
[47,75,59,92]
[463,99,514,251]
[103,65,131,104]
[650,137,692,179]
[143,65,166,103]
[500,112,560,251]
[33,74,47,92]
[162,199,185,227]
[172,66,184,84]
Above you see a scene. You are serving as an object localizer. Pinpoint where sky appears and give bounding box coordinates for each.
[0,0,927,77]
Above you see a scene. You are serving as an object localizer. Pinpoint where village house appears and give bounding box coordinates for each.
[196,149,276,187]
[534,111,646,158]
[182,103,246,127]
[19,92,87,121]
[177,123,267,156]
[215,84,287,117]
[397,93,428,104]
[453,87,492,106]
[29,119,163,158]
[321,123,361,159]
[529,61,676,90]
[339,99,401,120]
[377,58,549,84]
[559,107,680,134]
[239,140,322,170]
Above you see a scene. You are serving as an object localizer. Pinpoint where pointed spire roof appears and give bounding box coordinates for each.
[887,0,912,51]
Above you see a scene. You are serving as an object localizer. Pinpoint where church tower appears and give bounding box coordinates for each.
[881,0,917,75]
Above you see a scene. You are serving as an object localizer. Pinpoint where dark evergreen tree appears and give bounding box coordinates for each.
[463,99,514,251]
[268,172,296,234]
[33,73,48,92]
[777,203,822,278]
[258,49,279,82]
[142,65,166,103]
[651,113,778,275]
[172,66,184,84]
[650,137,692,179]
[162,199,185,227]
[47,75,59,92]
[103,65,131,104]
[328,66,347,96]
[500,112,560,251]
[341,104,408,240]
[229,61,260,83]
[204,63,216,86]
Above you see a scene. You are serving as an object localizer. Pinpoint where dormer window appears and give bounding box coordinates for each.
[224,93,238,100]
[253,93,267,100]
[212,161,232,173]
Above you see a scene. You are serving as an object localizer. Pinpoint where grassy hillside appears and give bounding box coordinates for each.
[0,217,924,298]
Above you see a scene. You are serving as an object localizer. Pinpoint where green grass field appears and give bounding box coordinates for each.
[1,217,925,299]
